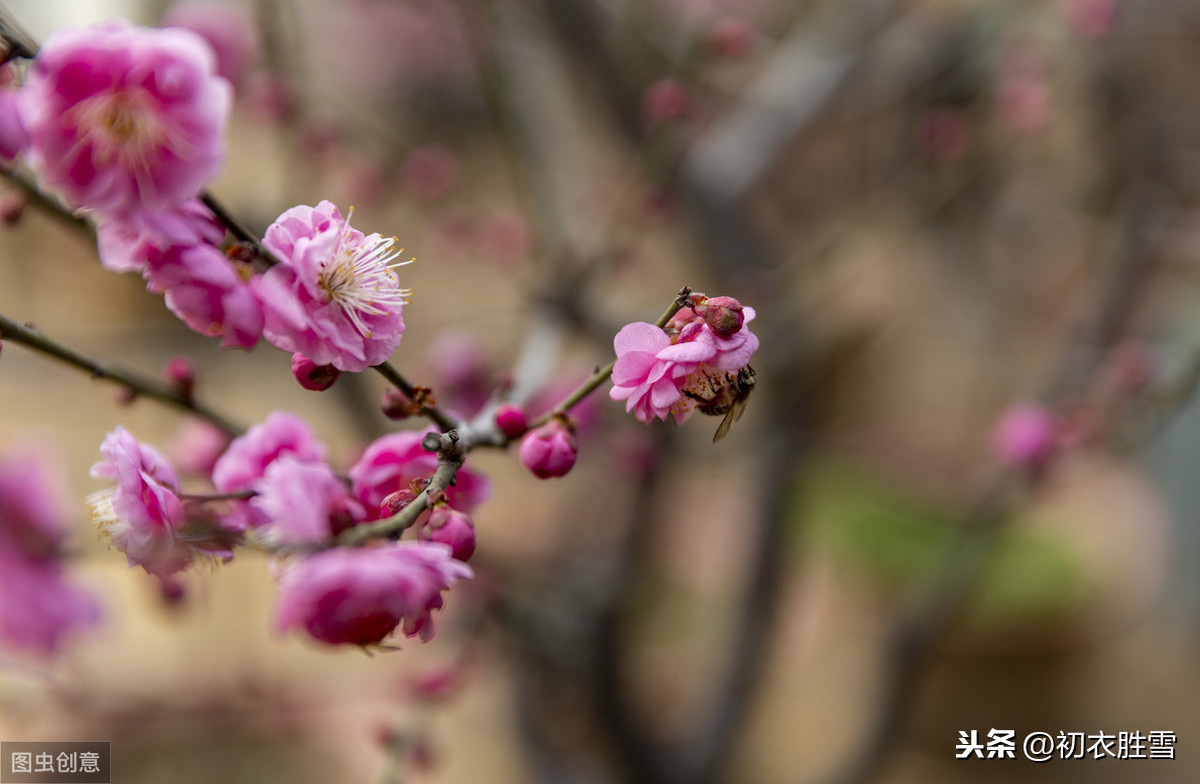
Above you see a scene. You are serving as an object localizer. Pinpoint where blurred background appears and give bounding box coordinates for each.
[2,0,1200,782]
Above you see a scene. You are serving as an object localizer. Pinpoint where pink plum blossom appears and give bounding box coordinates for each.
[0,447,101,656]
[255,201,409,372]
[349,430,490,521]
[250,457,365,545]
[419,505,476,562]
[95,198,263,349]
[610,300,758,424]
[665,303,759,373]
[519,420,578,479]
[19,20,231,216]
[274,542,472,646]
[89,426,191,576]
[146,241,264,350]
[0,447,69,555]
[212,411,325,493]
[610,323,704,423]
[96,198,223,274]
[0,549,101,657]
[162,1,260,87]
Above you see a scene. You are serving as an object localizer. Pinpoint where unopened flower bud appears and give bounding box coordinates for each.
[0,191,25,224]
[157,574,187,608]
[993,404,1057,469]
[420,505,476,563]
[381,489,418,517]
[519,419,578,479]
[291,352,340,391]
[494,404,528,440]
[164,356,195,399]
[699,295,745,338]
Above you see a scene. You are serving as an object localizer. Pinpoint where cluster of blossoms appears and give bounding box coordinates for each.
[0,448,100,656]
[88,414,486,647]
[0,17,764,657]
[1,20,409,371]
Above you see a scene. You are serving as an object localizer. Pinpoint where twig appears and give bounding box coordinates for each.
[0,313,244,436]
[1,168,94,237]
[335,431,464,546]
[372,361,459,433]
[198,191,281,267]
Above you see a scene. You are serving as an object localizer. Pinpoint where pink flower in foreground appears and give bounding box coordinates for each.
[0,447,69,554]
[256,201,410,371]
[20,20,231,216]
[162,1,260,87]
[0,549,101,657]
[212,411,326,494]
[89,426,191,576]
[519,420,578,479]
[0,448,101,657]
[349,431,490,521]
[274,542,472,646]
[250,457,365,545]
[610,301,758,424]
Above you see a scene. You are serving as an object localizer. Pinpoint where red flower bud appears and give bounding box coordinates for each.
[163,356,196,399]
[699,295,745,338]
[291,353,340,391]
[494,404,528,440]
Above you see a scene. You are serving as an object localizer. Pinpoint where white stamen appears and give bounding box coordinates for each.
[318,209,413,337]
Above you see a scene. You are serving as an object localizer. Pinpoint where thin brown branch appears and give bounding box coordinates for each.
[372,361,459,432]
[0,313,244,437]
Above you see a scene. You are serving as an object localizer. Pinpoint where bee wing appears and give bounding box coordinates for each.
[712,391,751,443]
